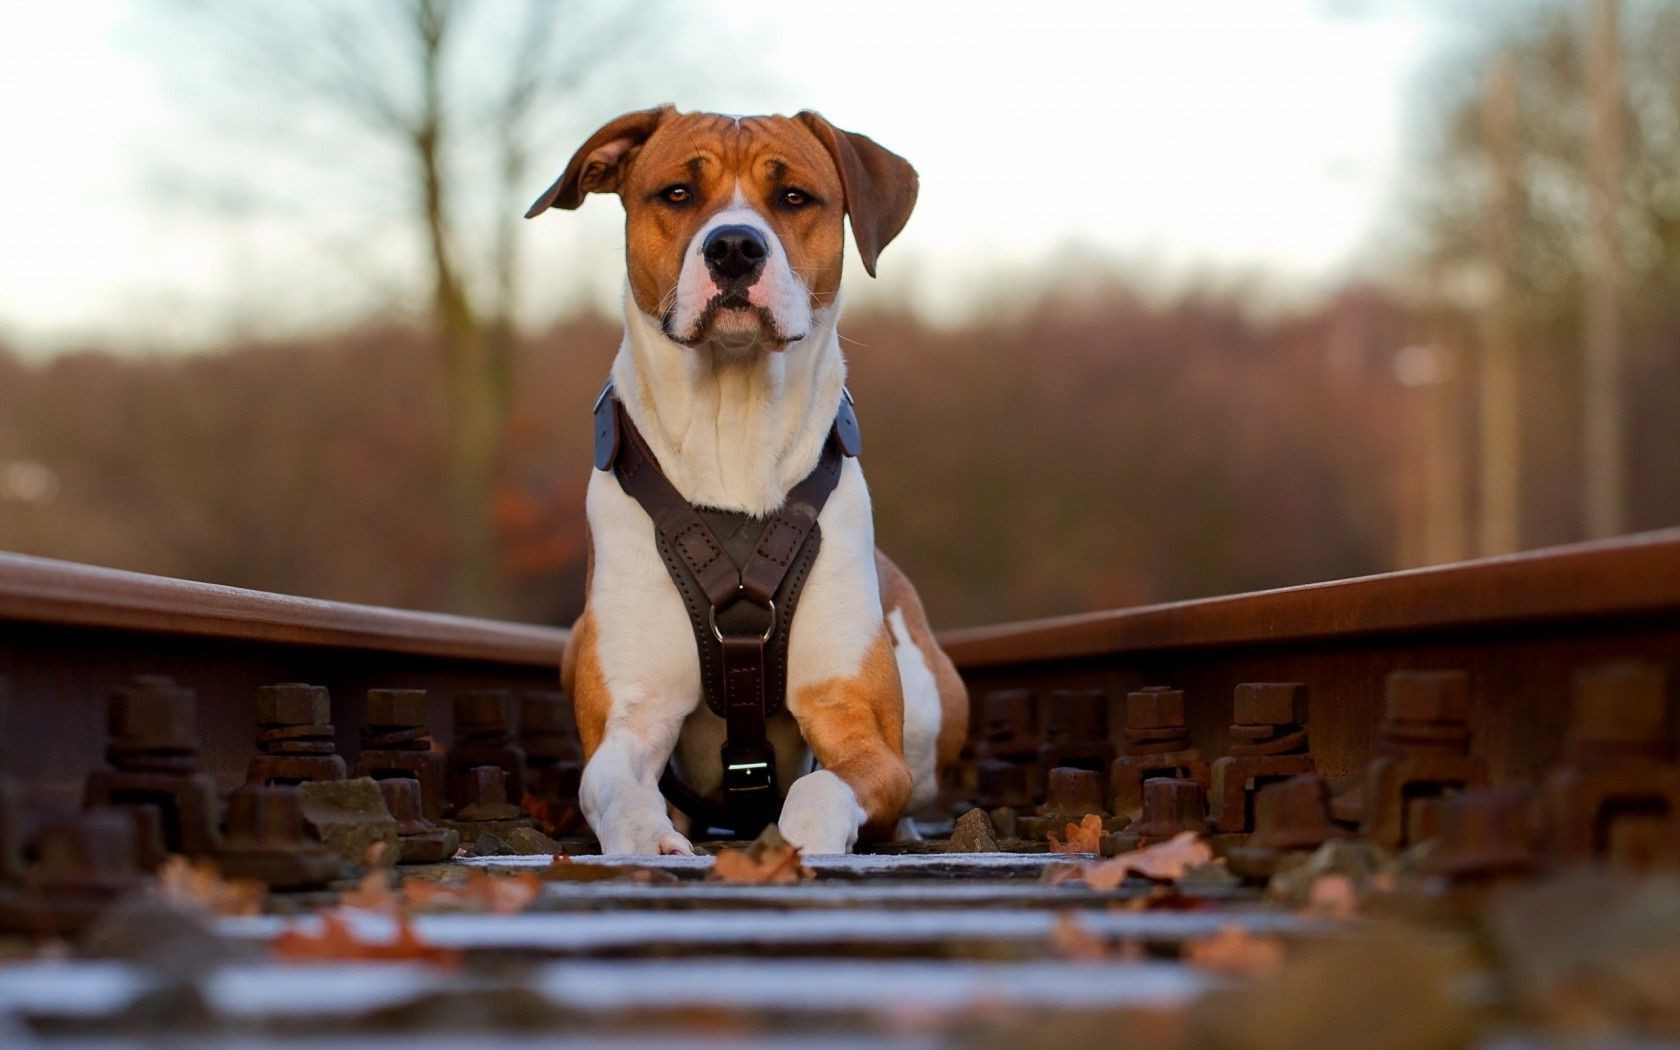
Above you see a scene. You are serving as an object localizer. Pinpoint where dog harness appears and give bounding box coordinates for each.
[593,380,862,836]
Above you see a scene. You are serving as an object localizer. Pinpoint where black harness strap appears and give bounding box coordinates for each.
[594,380,859,836]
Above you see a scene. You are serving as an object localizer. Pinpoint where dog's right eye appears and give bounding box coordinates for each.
[658,184,693,205]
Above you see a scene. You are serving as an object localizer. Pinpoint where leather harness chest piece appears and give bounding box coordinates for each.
[593,380,860,836]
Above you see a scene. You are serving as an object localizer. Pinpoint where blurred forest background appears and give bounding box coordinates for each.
[2,0,1677,629]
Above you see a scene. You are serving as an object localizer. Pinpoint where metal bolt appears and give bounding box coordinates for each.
[1249,773,1341,850]
[1042,688,1109,744]
[106,675,197,749]
[467,765,508,807]
[1040,766,1107,818]
[256,683,330,726]
[1233,683,1308,727]
[519,691,575,733]
[1420,787,1537,878]
[1126,687,1186,730]
[1128,777,1209,841]
[378,778,428,835]
[980,689,1037,744]
[365,688,428,727]
[225,784,307,844]
[454,690,514,732]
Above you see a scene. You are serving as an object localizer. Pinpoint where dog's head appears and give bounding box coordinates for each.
[526,107,917,351]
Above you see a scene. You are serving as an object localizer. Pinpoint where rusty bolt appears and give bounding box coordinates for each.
[1421,787,1537,878]
[520,691,576,734]
[1043,688,1110,744]
[34,809,142,886]
[1249,773,1341,850]
[107,676,197,749]
[1041,766,1107,817]
[1384,670,1470,724]
[378,777,429,835]
[976,760,1031,808]
[1128,777,1209,840]
[225,785,307,844]
[455,690,514,731]
[1570,661,1669,745]
[1126,687,1185,730]
[467,765,508,807]
[366,688,428,726]
[1233,683,1308,727]
[980,689,1037,744]
[256,683,330,726]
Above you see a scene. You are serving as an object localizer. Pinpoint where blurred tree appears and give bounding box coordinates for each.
[166,0,653,614]
[1411,0,1680,548]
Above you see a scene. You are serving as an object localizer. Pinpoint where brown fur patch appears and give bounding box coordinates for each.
[790,626,912,836]
[563,608,611,759]
[876,550,970,768]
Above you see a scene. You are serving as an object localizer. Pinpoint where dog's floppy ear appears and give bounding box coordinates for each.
[794,111,918,277]
[525,105,674,218]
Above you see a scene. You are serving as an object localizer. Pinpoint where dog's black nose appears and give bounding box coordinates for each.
[702,224,768,283]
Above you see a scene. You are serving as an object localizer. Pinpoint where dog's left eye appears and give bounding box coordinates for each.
[658,184,693,204]
[779,188,813,208]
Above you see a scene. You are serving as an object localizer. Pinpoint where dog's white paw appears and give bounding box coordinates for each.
[596,811,694,857]
[777,770,865,855]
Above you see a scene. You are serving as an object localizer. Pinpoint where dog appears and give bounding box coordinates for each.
[529,106,967,855]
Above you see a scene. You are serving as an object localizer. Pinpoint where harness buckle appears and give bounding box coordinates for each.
[709,597,776,643]
[722,757,776,794]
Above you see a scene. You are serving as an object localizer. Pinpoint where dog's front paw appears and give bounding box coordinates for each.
[778,770,865,855]
[597,812,694,857]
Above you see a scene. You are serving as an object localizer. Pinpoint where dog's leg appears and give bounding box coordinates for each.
[780,627,912,854]
[572,611,696,857]
[578,690,695,856]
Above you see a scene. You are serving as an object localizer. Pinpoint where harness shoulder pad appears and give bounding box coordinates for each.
[833,388,862,458]
[593,380,621,471]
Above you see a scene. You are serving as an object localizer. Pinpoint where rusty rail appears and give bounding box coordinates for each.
[939,529,1680,785]
[0,552,569,820]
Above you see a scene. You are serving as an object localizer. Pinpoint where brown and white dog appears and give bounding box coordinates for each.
[529,106,967,855]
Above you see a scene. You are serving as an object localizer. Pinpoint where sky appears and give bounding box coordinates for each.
[0,0,1462,354]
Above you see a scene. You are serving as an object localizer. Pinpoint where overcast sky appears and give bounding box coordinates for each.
[0,0,1467,354]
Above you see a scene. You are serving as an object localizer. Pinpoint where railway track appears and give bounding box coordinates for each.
[0,532,1677,1047]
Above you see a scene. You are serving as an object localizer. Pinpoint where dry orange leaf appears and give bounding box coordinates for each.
[404,870,541,914]
[154,855,267,917]
[1184,925,1287,979]
[1072,831,1215,889]
[1304,873,1358,918]
[339,869,399,914]
[710,826,813,884]
[1048,813,1104,855]
[273,912,458,967]
[1048,912,1109,961]
[521,793,579,838]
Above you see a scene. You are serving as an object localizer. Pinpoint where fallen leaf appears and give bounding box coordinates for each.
[404,870,541,914]
[1048,912,1110,961]
[339,869,399,914]
[1304,874,1358,918]
[710,826,813,884]
[1048,814,1104,855]
[541,855,676,884]
[1072,832,1215,889]
[273,913,458,967]
[1185,925,1287,979]
[1047,913,1144,963]
[522,793,580,838]
[154,855,266,917]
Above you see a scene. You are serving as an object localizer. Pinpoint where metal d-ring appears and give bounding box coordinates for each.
[710,598,776,643]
